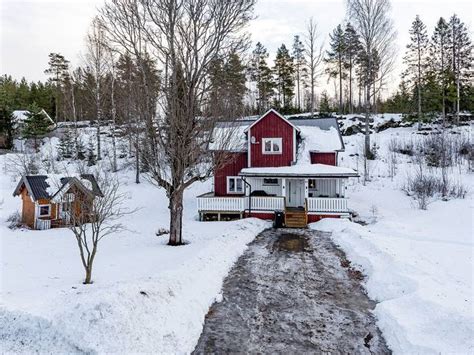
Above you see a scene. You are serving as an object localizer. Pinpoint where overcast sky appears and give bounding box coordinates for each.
[1,0,472,94]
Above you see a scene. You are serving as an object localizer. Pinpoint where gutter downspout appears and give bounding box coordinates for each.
[242,177,252,218]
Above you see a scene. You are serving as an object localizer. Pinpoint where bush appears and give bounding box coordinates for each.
[7,211,22,229]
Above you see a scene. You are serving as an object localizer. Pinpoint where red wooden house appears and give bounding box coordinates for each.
[197,109,358,227]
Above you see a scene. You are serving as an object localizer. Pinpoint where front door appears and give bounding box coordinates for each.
[287,179,304,208]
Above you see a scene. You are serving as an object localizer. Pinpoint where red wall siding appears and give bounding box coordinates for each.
[214,152,248,196]
[249,111,294,167]
[307,214,341,223]
[310,152,337,166]
[244,212,275,220]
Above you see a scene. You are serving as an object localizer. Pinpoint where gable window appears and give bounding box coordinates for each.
[263,178,278,186]
[262,138,282,154]
[227,176,244,194]
[38,204,51,217]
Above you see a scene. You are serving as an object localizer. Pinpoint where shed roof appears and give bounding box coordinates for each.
[13,174,102,201]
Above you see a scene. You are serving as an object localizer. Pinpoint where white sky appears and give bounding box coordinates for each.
[1,0,472,94]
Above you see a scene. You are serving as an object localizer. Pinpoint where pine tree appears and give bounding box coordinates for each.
[292,35,307,111]
[248,42,274,113]
[319,91,331,115]
[209,51,246,117]
[273,44,295,111]
[76,137,86,160]
[448,14,472,123]
[326,24,346,114]
[344,23,361,114]
[430,17,451,123]
[403,15,430,123]
[22,103,50,152]
[44,53,70,121]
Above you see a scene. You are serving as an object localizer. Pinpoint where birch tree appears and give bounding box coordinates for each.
[84,17,109,161]
[305,17,324,117]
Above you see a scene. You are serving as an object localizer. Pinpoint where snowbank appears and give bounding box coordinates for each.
[0,145,270,353]
[310,124,473,354]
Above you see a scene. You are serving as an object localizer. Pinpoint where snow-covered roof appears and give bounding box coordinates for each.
[209,122,248,151]
[210,116,344,153]
[239,164,358,178]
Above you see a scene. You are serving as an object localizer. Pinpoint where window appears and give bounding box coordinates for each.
[38,204,50,217]
[262,138,282,154]
[263,178,278,186]
[227,176,244,194]
[308,179,316,189]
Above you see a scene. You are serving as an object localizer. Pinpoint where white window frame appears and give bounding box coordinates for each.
[38,204,51,217]
[263,178,279,186]
[227,176,244,194]
[262,138,282,155]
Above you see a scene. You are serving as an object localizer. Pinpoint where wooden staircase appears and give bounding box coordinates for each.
[284,207,307,228]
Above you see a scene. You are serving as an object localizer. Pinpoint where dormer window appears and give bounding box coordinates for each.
[262,138,282,154]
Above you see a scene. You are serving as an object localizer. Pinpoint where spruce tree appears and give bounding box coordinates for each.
[273,44,295,111]
[22,103,50,152]
[430,17,451,123]
[319,91,331,115]
[403,15,430,124]
[325,24,346,114]
[58,128,74,159]
[344,23,362,114]
[292,35,307,111]
[448,14,472,123]
[248,42,274,113]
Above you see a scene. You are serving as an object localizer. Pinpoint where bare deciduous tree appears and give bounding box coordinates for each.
[84,17,110,161]
[305,17,324,117]
[67,174,133,284]
[346,0,396,181]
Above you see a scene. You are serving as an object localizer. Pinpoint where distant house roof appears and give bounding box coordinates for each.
[12,109,55,128]
[13,174,102,201]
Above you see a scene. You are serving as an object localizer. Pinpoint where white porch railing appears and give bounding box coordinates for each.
[35,218,51,230]
[247,196,285,211]
[197,196,245,212]
[306,198,348,212]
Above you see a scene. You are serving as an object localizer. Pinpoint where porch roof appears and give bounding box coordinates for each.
[239,164,359,178]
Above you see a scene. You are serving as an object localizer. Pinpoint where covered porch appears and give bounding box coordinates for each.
[197,164,358,222]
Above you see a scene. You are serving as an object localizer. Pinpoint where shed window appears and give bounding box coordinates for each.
[262,138,282,154]
[263,178,278,186]
[227,176,244,194]
[38,204,51,217]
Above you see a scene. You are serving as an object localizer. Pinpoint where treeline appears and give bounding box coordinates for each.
[385,14,472,120]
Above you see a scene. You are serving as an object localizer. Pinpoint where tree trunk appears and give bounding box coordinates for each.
[349,58,353,114]
[84,266,93,284]
[169,188,184,246]
[338,55,343,114]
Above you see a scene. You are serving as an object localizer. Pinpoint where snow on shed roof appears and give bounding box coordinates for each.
[239,164,358,178]
[12,109,55,125]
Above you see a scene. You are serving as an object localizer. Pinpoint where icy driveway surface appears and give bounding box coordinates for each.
[193,228,390,354]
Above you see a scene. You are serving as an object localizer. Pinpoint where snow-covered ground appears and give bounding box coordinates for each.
[1,119,472,354]
[0,133,269,353]
[311,123,473,354]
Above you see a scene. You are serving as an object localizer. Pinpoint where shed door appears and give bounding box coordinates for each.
[287,179,304,208]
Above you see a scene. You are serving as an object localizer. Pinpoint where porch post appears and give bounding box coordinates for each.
[281,178,286,197]
[304,179,309,199]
